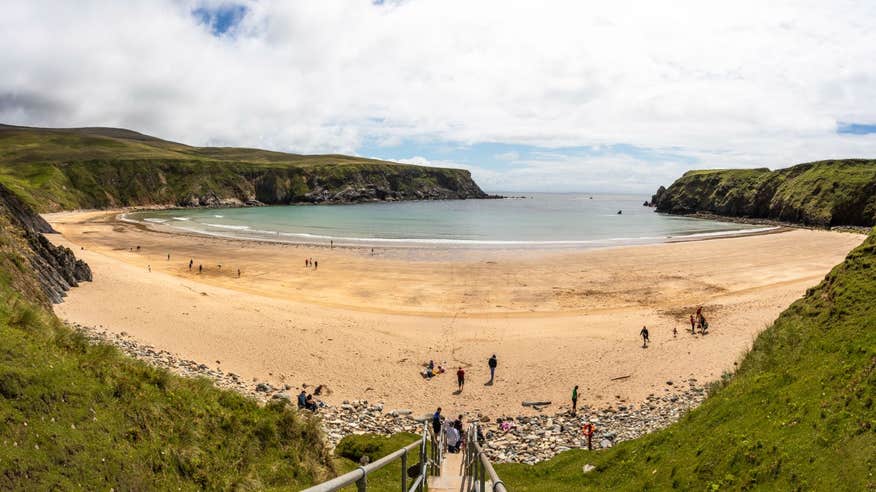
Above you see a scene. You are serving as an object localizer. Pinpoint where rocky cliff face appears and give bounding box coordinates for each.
[0,183,91,304]
[652,160,876,227]
[31,160,492,211]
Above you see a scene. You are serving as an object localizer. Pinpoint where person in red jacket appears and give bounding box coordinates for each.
[456,367,465,392]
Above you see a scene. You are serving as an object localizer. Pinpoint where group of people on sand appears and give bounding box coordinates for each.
[304,258,318,269]
[297,390,322,412]
[422,354,499,393]
[640,306,711,348]
[131,245,243,278]
[690,306,709,334]
[421,360,446,379]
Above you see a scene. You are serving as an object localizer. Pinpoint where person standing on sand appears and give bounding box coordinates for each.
[189,259,193,271]
[457,367,465,391]
[572,385,579,414]
[432,407,442,436]
[198,264,203,273]
[237,268,241,278]
[167,253,170,261]
[488,354,497,384]
[640,326,650,347]
[690,314,696,334]
[314,260,318,270]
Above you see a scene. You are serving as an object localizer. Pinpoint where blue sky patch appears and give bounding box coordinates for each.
[837,122,876,135]
[359,139,699,171]
[192,4,248,36]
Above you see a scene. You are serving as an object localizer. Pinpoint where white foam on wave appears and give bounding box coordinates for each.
[269,226,779,246]
[124,210,779,249]
[204,223,250,230]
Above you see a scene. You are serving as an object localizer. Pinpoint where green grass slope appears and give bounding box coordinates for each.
[0,201,333,489]
[0,124,487,211]
[653,160,876,227]
[496,229,875,490]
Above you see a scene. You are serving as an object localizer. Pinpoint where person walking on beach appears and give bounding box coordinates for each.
[167,253,170,261]
[456,367,465,392]
[314,260,318,270]
[237,268,241,278]
[488,354,497,384]
[198,264,203,273]
[432,407,442,436]
[690,314,696,334]
[189,259,193,271]
[640,325,650,347]
[572,385,579,414]
[305,258,308,268]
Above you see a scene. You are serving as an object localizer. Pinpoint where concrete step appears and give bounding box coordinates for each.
[427,451,464,492]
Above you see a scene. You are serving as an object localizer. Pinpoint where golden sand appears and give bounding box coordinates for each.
[46,210,864,416]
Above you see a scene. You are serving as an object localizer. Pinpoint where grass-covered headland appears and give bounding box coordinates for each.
[652,160,876,227]
[0,124,489,212]
[496,227,876,490]
[0,183,333,488]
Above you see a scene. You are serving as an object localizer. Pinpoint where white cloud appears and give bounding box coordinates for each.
[2,0,876,190]
[397,154,688,194]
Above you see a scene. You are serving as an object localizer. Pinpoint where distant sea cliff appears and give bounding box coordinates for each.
[649,159,876,228]
[0,124,492,211]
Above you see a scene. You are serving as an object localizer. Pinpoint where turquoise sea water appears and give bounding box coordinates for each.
[126,194,771,249]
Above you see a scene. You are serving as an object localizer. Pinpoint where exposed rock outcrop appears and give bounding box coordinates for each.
[651,160,876,227]
[0,183,91,303]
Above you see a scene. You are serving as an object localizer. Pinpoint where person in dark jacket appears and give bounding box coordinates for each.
[488,354,498,384]
[432,407,442,436]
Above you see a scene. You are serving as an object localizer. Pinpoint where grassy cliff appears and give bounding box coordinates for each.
[0,124,488,212]
[0,186,334,489]
[652,160,876,227]
[496,228,875,490]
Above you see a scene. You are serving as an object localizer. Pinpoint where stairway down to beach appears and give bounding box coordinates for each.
[428,452,464,492]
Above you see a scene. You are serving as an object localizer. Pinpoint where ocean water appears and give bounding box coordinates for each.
[126,194,771,249]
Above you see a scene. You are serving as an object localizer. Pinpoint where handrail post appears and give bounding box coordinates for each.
[419,432,427,492]
[400,448,407,492]
[356,467,367,492]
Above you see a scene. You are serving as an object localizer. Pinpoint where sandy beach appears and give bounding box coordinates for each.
[46,210,864,417]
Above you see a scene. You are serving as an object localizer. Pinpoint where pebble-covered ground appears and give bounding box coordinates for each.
[72,323,708,464]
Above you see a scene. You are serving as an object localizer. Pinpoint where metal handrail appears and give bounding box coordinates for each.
[461,423,507,492]
[302,424,437,492]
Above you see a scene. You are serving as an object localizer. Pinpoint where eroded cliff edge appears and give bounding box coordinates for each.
[650,159,876,227]
[0,182,91,303]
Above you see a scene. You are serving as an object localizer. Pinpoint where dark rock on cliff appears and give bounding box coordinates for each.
[0,183,91,303]
[652,160,876,227]
[647,186,666,207]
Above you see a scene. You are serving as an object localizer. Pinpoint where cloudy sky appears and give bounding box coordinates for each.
[3,1,876,192]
